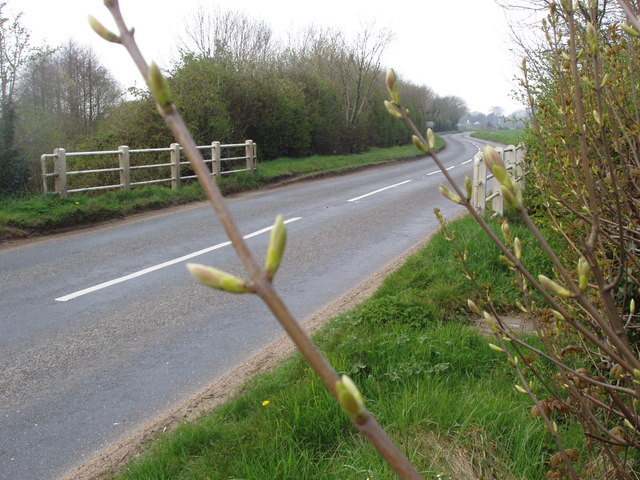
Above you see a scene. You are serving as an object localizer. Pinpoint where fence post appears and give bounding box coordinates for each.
[472,153,486,215]
[211,141,221,177]
[515,145,526,190]
[492,147,504,216]
[41,154,49,194]
[245,139,254,172]
[171,142,181,190]
[252,141,257,172]
[54,148,67,198]
[118,145,130,191]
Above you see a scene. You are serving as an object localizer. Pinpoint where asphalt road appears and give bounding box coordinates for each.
[0,132,485,480]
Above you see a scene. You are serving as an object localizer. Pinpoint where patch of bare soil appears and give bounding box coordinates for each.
[58,228,442,480]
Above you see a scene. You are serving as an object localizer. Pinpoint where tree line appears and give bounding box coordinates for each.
[1,2,468,194]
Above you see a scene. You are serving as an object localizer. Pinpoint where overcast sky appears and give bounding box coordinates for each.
[16,0,528,114]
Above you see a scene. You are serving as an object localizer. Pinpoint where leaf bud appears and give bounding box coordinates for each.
[88,16,121,43]
[467,299,482,315]
[336,375,365,421]
[630,298,636,314]
[578,257,590,291]
[586,22,597,53]
[386,69,401,104]
[438,184,461,204]
[483,144,504,170]
[412,135,429,153]
[265,214,287,280]
[539,275,572,297]
[187,263,249,294]
[501,221,512,245]
[501,185,519,209]
[464,175,472,200]
[427,128,436,150]
[484,311,498,333]
[384,100,404,119]
[514,237,522,260]
[148,62,174,114]
[621,24,640,37]
[488,343,504,353]
[593,109,601,125]
[515,384,527,394]
[499,255,515,270]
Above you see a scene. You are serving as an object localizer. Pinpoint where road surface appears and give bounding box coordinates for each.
[0,132,486,480]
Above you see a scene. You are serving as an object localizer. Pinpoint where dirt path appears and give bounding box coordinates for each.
[58,227,443,480]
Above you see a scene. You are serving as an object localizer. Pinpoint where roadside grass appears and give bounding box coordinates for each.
[471,129,526,145]
[112,215,583,480]
[0,142,443,240]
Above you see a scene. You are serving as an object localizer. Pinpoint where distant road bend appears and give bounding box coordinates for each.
[0,132,488,480]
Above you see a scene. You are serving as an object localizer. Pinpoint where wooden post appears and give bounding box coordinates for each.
[515,145,526,190]
[211,141,221,177]
[118,145,130,191]
[472,153,486,214]
[171,142,181,190]
[252,141,257,172]
[54,148,67,198]
[41,154,49,194]
[492,147,504,216]
[245,139,254,172]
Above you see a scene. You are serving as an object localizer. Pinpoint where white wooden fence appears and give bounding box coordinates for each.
[472,144,525,217]
[40,140,257,197]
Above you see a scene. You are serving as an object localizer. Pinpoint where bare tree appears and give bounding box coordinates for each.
[178,5,274,64]
[0,2,30,106]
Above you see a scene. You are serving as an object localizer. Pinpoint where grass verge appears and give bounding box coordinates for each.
[471,129,526,145]
[0,142,443,241]
[111,215,582,480]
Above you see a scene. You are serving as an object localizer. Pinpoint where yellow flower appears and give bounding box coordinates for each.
[75,202,80,205]
[261,400,270,406]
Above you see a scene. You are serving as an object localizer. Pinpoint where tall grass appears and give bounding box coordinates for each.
[112,215,582,480]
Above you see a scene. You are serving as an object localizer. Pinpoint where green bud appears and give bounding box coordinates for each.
[384,100,404,119]
[578,257,590,291]
[488,343,504,353]
[148,62,173,114]
[499,255,515,270]
[465,175,472,200]
[630,298,636,314]
[439,184,461,204]
[593,109,601,125]
[336,375,365,421]
[88,16,121,43]
[600,73,610,88]
[427,128,436,150]
[386,69,400,104]
[467,299,482,315]
[621,24,640,37]
[412,135,429,153]
[484,312,498,333]
[539,275,572,297]
[187,263,249,294]
[483,144,504,170]
[265,214,286,280]
[634,369,640,381]
[515,384,527,394]
[586,22,597,53]
[501,185,519,209]
[514,237,522,260]
[501,221,512,245]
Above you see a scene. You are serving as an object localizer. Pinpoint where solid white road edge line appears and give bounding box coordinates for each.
[55,217,303,302]
[347,180,412,202]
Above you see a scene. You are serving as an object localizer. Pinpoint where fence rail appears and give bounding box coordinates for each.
[40,140,257,197]
[471,144,525,217]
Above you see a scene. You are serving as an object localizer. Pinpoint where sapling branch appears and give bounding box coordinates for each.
[95,2,424,478]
